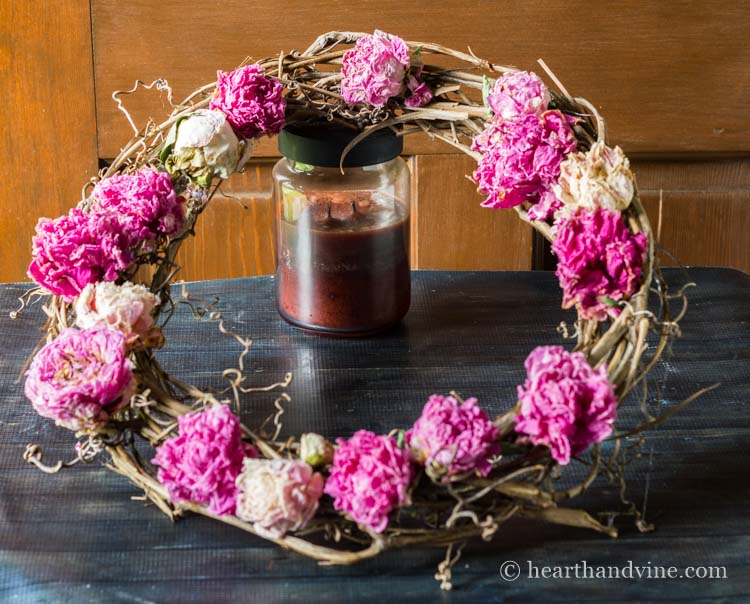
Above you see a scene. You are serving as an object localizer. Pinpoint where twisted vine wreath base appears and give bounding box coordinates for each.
[20,31,705,589]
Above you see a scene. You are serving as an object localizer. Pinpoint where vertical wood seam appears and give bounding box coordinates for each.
[409,155,420,269]
[87,0,100,168]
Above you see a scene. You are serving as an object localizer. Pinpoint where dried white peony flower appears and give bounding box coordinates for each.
[163,109,252,186]
[553,142,636,215]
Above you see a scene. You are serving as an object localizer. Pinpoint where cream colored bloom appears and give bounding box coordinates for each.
[75,281,159,344]
[236,458,324,538]
[164,109,251,186]
[553,142,635,214]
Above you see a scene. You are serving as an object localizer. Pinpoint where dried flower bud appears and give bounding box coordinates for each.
[299,433,333,467]
[163,109,250,186]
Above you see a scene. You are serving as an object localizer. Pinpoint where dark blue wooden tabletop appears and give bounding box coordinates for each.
[1,269,749,603]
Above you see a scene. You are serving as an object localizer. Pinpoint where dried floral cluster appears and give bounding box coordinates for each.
[19,30,694,590]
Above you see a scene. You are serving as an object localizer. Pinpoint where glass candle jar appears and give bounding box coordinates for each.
[272,123,411,336]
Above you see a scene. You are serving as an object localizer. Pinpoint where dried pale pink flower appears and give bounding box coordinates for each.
[209,64,286,139]
[324,430,413,533]
[341,30,411,107]
[28,208,134,301]
[515,346,618,464]
[152,404,258,516]
[553,142,635,215]
[236,458,324,537]
[407,395,499,478]
[471,111,577,215]
[24,327,134,432]
[487,70,551,120]
[553,207,648,320]
[75,281,160,347]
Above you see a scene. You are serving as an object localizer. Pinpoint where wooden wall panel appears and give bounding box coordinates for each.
[641,191,749,272]
[92,0,750,158]
[536,158,750,273]
[0,0,99,282]
[412,155,532,270]
[633,158,750,192]
[2,2,748,283]
[175,164,276,281]
[172,154,535,281]
[634,158,750,272]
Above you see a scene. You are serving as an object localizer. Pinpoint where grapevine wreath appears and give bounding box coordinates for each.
[18,31,705,589]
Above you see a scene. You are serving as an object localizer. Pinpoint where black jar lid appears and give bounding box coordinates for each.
[278,122,403,168]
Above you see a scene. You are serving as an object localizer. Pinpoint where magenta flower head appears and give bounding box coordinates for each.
[471,110,577,217]
[209,64,286,139]
[24,327,134,432]
[487,70,551,120]
[91,168,184,243]
[341,30,411,107]
[236,458,324,538]
[407,395,499,479]
[324,430,413,533]
[153,404,257,516]
[28,208,134,301]
[552,207,648,320]
[515,346,618,464]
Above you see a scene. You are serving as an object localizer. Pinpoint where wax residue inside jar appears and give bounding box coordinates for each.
[276,189,410,335]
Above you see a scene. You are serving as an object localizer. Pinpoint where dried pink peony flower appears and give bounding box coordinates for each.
[407,394,499,478]
[404,75,433,108]
[553,142,636,215]
[235,458,324,538]
[91,168,184,243]
[324,430,413,533]
[153,404,257,516]
[209,64,286,139]
[487,70,551,120]
[75,281,160,346]
[341,30,411,107]
[553,207,648,320]
[24,327,134,432]
[471,110,577,214]
[28,208,134,301]
[515,346,618,464]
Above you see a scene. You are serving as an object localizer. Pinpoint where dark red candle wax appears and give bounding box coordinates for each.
[275,190,410,335]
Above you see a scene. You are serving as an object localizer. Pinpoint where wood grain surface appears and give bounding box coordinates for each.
[176,164,276,282]
[91,0,750,158]
[412,154,533,270]
[2,1,748,283]
[174,155,750,278]
[0,0,99,282]
[177,154,534,280]
[1,269,748,602]
[633,158,749,272]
